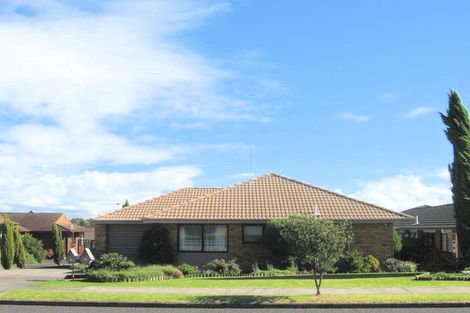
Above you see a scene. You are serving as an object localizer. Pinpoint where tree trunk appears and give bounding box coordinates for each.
[313,270,323,295]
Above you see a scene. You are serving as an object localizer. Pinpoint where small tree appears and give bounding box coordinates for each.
[22,233,45,263]
[393,229,403,254]
[122,199,130,208]
[138,226,176,264]
[1,216,15,270]
[13,226,26,269]
[270,215,352,295]
[52,223,65,266]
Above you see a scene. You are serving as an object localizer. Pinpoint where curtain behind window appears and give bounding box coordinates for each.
[204,225,227,252]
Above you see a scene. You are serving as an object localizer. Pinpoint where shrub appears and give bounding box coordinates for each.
[25,252,37,265]
[91,253,135,271]
[22,233,45,263]
[364,255,380,272]
[205,258,241,276]
[253,263,297,276]
[138,226,176,264]
[398,237,455,271]
[86,265,182,282]
[383,258,417,272]
[415,272,470,281]
[262,219,291,259]
[336,250,369,273]
[178,263,200,276]
[393,230,402,254]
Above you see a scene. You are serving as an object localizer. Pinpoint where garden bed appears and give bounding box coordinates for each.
[415,272,470,281]
[86,265,183,282]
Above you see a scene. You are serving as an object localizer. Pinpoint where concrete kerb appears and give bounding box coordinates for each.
[1,300,470,309]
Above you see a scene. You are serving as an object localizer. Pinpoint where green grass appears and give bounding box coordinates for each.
[1,290,470,304]
[36,275,470,289]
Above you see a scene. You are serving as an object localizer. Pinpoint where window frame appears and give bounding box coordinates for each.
[178,224,228,253]
[242,224,265,244]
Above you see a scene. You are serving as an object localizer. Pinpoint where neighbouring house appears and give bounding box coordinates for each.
[394,204,459,258]
[0,212,93,258]
[93,173,412,270]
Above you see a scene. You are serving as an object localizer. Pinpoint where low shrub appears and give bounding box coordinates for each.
[364,255,380,272]
[86,265,183,282]
[336,250,371,273]
[253,263,297,276]
[205,258,241,276]
[415,272,470,281]
[383,258,417,272]
[25,252,37,265]
[178,263,200,276]
[91,253,135,271]
[22,233,45,263]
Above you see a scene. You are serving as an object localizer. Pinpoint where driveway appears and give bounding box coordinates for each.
[0,261,70,292]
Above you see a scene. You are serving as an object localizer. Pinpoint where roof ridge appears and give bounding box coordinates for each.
[267,173,413,219]
[94,187,222,220]
[143,187,230,219]
[143,175,271,219]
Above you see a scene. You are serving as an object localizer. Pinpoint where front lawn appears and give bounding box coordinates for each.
[36,274,470,289]
[1,290,470,304]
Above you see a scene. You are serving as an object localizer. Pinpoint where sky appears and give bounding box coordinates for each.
[0,0,468,217]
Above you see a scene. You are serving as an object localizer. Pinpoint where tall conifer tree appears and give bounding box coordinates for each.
[1,216,15,269]
[13,226,26,269]
[51,223,65,266]
[441,90,470,264]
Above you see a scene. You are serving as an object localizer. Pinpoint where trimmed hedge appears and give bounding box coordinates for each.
[86,265,183,282]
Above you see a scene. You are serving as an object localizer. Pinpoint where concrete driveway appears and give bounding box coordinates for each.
[0,261,70,292]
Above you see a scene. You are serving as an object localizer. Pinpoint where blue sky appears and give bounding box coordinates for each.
[0,0,467,217]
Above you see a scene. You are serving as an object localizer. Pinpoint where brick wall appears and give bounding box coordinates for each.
[351,223,393,261]
[94,224,107,256]
[227,224,273,271]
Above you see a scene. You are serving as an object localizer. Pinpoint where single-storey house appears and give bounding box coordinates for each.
[0,212,92,258]
[394,204,459,258]
[93,173,412,270]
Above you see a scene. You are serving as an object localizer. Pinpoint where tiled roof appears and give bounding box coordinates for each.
[93,188,221,221]
[0,212,65,232]
[394,204,456,229]
[0,215,30,232]
[139,173,410,222]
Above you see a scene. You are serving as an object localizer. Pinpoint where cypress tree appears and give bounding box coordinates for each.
[1,216,15,270]
[441,90,470,264]
[13,226,26,269]
[52,223,65,266]
[122,199,130,208]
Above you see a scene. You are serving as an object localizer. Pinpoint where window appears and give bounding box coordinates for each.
[178,225,227,252]
[243,225,264,243]
[179,225,203,251]
[204,225,227,252]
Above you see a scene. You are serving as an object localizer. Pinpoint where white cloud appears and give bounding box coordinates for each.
[405,106,435,118]
[0,1,272,216]
[377,92,397,103]
[339,112,370,122]
[0,166,201,215]
[350,173,452,211]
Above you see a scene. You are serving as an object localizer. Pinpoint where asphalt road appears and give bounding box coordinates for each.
[1,306,469,313]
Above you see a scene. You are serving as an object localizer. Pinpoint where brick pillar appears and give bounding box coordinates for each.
[94,224,107,256]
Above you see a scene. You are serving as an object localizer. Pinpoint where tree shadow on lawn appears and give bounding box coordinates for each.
[191,295,295,305]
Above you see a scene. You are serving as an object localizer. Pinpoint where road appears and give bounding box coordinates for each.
[1,306,469,313]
